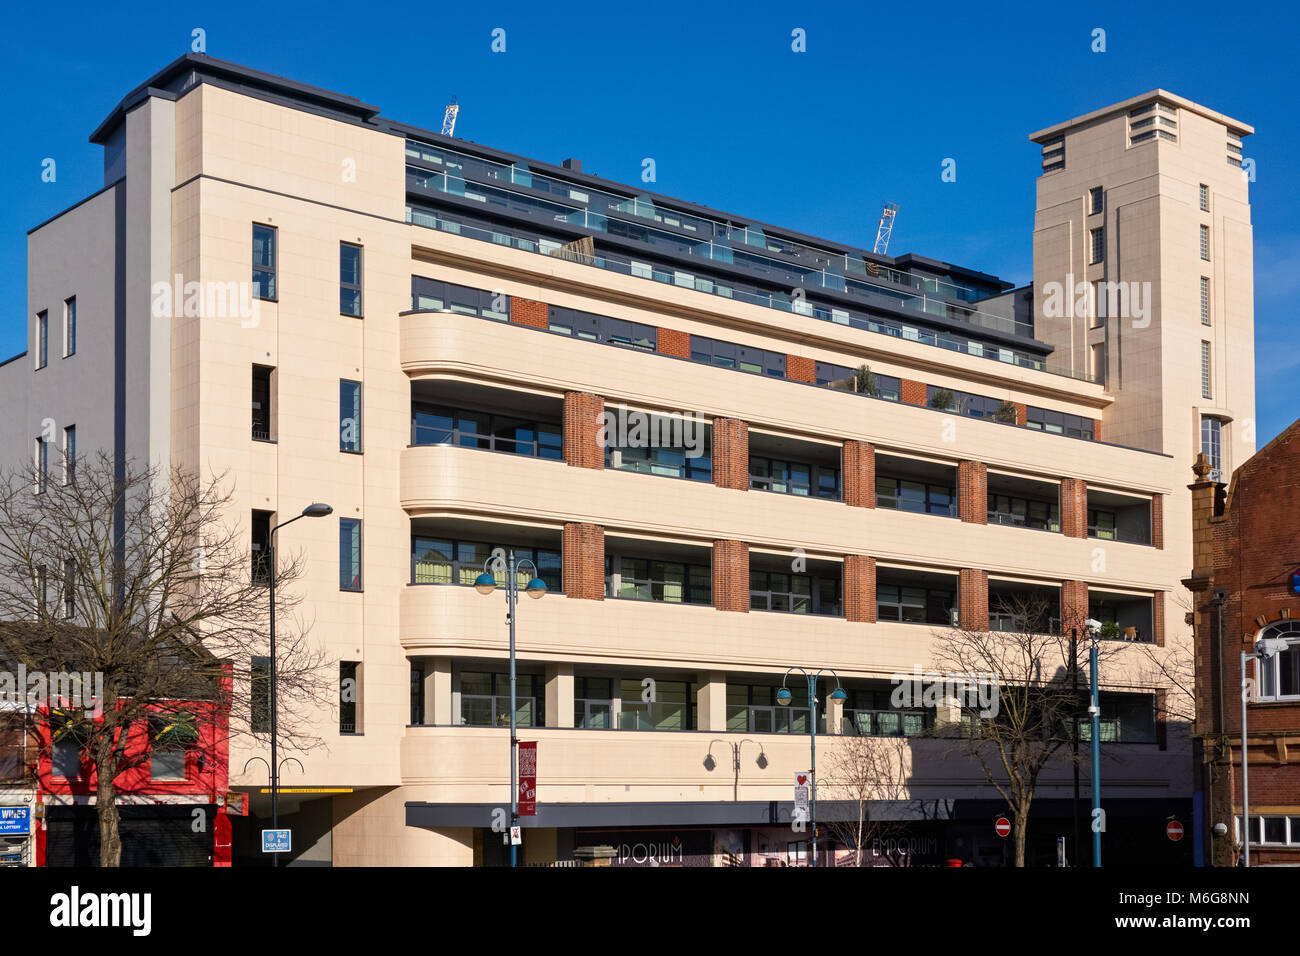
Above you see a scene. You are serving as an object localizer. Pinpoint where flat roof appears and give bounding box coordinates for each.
[1030,89,1253,143]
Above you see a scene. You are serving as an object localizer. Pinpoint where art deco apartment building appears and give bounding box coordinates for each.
[0,55,1254,866]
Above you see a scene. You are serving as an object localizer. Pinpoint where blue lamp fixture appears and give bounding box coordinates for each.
[777,666,846,867]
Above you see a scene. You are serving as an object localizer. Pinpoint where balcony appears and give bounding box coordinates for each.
[987,472,1061,533]
[875,454,957,517]
[410,379,563,460]
[1087,489,1153,546]
[748,432,841,501]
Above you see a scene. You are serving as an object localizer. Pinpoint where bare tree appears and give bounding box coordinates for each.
[0,452,328,866]
[929,594,1116,866]
[822,732,911,866]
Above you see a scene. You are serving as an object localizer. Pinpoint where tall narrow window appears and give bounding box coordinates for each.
[34,438,47,494]
[1201,341,1212,398]
[1200,224,1210,261]
[62,425,75,485]
[340,243,363,317]
[251,510,272,585]
[1199,183,1210,212]
[340,662,360,734]
[251,656,271,732]
[35,311,48,369]
[1089,186,1103,214]
[252,365,274,441]
[340,518,362,591]
[252,224,277,300]
[1201,417,1223,482]
[63,297,76,357]
[340,380,362,453]
[1200,277,1211,326]
[1090,227,1104,264]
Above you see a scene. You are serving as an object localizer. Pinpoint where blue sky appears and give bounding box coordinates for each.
[0,0,1293,445]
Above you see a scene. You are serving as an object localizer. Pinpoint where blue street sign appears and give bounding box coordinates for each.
[1290,568,1300,596]
[262,828,292,854]
[0,807,30,835]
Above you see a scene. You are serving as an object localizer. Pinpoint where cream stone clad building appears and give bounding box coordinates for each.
[1,55,1254,866]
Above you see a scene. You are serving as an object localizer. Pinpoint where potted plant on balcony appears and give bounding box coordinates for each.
[993,400,1019,424]
[854,364,877,397]
[929,388,955,411]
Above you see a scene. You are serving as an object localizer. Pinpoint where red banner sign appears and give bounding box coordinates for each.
[518,741,537,816]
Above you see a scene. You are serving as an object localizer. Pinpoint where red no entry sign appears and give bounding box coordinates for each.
[1167,820,1184,842]
[995,817,1012,837]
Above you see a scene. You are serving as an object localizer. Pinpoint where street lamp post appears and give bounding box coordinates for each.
[266,502,332,868]
[475,549,547,868]
[1241,636,1288,867]
[1089,627,1102,868]
[777,666,846,867]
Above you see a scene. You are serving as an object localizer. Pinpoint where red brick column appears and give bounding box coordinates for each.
[713,540,750,612]
[1014,402,1028,426]
[1061,580,1090,633]
[1151,494,1164,549]
[510,296,549,329]
[957,461,988,524]
[1153,593,1165,646]
[1060,478,1088,538]
[959,569,989,631]
[563,523,605,600]
[1093,419,1104,442]
[658,328,690,358]
[563,391,605,469]
[842,440,876,508]
[711,418,749,491]
[786,354,815,383]
[844,554,877,623]
[901,379,927,406]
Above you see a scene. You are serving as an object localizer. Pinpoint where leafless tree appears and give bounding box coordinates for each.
[0,452,328,866]
[822,732,911,866]
[929,594,1117,866]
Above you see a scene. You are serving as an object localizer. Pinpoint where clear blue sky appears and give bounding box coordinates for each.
[1,0,1293,446]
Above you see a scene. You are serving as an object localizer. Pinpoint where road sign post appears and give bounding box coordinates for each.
[995,817,1012,838]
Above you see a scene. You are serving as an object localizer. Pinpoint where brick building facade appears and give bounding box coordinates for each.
[1186,420,1300,865]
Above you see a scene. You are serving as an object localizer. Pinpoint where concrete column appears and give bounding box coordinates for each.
[957,461,988,524]
[958,569,989,631]
[823,690,844,735]
[711,418,749,491]
[426,657,452,726]
[842,440,876,508]
[712,540,750,612]
[545,662,574,728]
[697,671,727,732]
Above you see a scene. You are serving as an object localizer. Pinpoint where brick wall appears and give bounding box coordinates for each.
[1152,494,1164,550]
[900,379,927,406]
[1093,419,1104,442]
[842,440,876,508]
[563,391,605,469]
[658,327,690,358]
[1153,592,1165,647]
[562,523,605,600]
[786,354,815,383]
[844,554,877,623]
[1061,580,1089,633]
[711,418,750,491]
[1059,477,1088,538]
[510,296,549,329]
[958,568,989,630]
[713,539,750,612]
[957,460,988,524]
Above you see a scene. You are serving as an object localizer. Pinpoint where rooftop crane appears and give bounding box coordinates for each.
[441,97,460,137]
[873,202,898,255]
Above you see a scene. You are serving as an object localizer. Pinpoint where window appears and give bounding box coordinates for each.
[460,672,541,727]
[251,510,272,585]
[409,665,425,726]
[412,403,562,459]
[727,684,811,734]
[150,749,187,781]
[1089,227,1104,264]
[1087,509,1117,540]
[750,457,839,500]
[339,662,360,733]
[1201,341,1212,398]
[750,570,841,616]
[52,736,81,779]
[252,365,274,441]
[606,420,711,482]
[875,477,955,516]
[340,380,362,452]
[1089,186,1103,215]
[62,425,75,485]
[251,656,271,732]
[548,306,656,351]
[689,335,785,377]
[63,559,75,619]
[612,557,711,605]
[35,311,48,369]
[1201,416,1223,481]
[63,297,76,357]
[1199,183,1210,212]
[340,518,362,591]
[1201,277,1211,326]
[1090,342,1106,382]
[926,386,1003,419]
[1026,407,1095,440]
[988,494,1061,532]
[1075,692,1157,743]
[411,537,561,590]
[877,585,953,624]
[340,242,363,316]
[34,437,48,494]
[1238,815,1300,847]
[1200,224,1210,261]
[146,714,195,781]
[813,362,901,400]
[252,224,277,300]
[1256,621,1300,701]
[411,276,508,320]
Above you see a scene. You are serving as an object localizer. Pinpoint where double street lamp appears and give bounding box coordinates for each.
[266,502,332,868]
[474,549,547,868]
[777,666,846,867]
